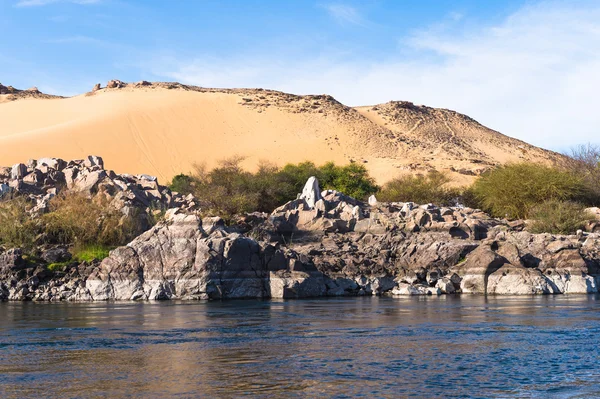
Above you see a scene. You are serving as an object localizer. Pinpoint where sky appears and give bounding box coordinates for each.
[1,0,599,152]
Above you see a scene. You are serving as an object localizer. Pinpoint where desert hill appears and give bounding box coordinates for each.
[0,83,63,103]
[0,80,560,184]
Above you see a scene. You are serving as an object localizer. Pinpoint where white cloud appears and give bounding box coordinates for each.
[15,0,100,7]
[152,1,600,151]
[321,3,365,26]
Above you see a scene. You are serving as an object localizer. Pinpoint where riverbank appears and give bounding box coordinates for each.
[2,159,599,301]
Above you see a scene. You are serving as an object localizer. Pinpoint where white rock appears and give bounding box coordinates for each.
[299,176,323,209]
[10,163,27,180]
[368,195,378,206]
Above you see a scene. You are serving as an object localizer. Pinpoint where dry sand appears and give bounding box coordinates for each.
[0,82,561,185]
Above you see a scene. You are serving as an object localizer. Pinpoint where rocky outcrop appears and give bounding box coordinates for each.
[0,156,197,216]
[85,210,327,300]
[2,175,600,301]
[0,247,97,302]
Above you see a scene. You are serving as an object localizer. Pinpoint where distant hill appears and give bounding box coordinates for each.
[0,80,561,184]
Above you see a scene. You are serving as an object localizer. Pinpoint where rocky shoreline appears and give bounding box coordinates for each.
[1,157,599,301]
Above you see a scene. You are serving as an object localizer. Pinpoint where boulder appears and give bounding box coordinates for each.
[0,249,25,272]
[299,176,322,209]
[37,158,67,171]
[455,245,508,294]
[368,195,378,206]
[86,216,323,300]
[486,264,554,295]
[106,80,126,89]
[392,283,440,296]
[72,169,107,193]
[83,155,104,169]
[41,247,72,264]
[11,163,27,180]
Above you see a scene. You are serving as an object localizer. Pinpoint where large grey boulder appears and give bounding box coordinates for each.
[86,213,326,300]
[0,249,25,272]
[455,245,508,294]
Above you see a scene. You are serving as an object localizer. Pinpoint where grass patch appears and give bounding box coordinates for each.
[47,262,71,272]
[72,245,113,263]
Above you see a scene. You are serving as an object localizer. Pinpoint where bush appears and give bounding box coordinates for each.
[0,198,40,252]
[317,162,379,200]
[191,157,260,220]
[528,200,594,234]
[564,144,600,205]
[169,174,195,195]
[42,191,146,248]
[468,163,587,219]
[378,171,459,206]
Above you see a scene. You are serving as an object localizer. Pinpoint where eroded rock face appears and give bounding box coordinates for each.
[86,212,328,300]
[2,176,600,301]
[0,156,197,218]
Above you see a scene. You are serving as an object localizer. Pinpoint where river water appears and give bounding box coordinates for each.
[1,296,599,398]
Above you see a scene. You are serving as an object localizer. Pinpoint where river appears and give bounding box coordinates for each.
[1,296,600,398]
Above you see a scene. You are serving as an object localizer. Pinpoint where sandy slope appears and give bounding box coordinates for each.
[0,82,560,184]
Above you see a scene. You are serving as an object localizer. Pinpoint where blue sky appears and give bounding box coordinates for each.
[1,0,599,150]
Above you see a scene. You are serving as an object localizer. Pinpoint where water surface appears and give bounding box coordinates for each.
[1,296,600,398]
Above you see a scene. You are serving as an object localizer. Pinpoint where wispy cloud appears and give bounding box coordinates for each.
[150,1,600,151]
[15,0,100,7]
[321,3,365,26]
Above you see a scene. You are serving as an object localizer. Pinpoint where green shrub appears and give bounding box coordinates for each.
[378,171,459,206]
[0,198,40,251]
[169,173,195,195]
[317,162,379,200]
[528,200,594,234]
[468,163,587,219]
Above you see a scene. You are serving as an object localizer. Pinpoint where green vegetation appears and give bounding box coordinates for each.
[169,157,379,220]
[3,154,600,264]
[169,173,195,195]
[47,262,70,272]
[467,163,589,219]
[42,192,146,247]
[0,197,40,252]
[72,244,112,262]
[528,200,594,235]
[377,171,459,206]
[0,192,147,261]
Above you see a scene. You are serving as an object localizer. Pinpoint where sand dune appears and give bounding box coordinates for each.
[0,82,560,184]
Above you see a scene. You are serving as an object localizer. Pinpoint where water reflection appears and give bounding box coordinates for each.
[1,296,600,398]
